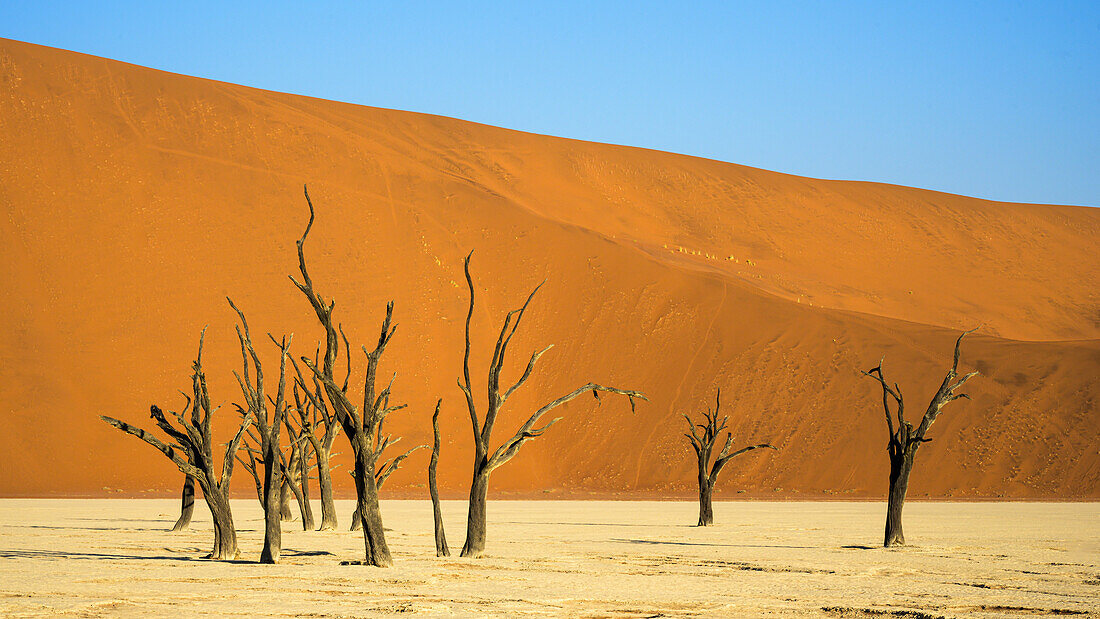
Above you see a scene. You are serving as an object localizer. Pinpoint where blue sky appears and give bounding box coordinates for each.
[3,1,1098,206]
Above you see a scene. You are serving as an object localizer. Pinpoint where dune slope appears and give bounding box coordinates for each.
[1,39,1097,499]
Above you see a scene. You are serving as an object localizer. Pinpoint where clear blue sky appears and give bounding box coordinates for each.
[3,1,1098,206]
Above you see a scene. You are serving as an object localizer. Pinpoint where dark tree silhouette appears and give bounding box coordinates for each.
[226,301,293,563]
[291,186,404,566]
[684,389,776,526]
[457,252,647,558]
[101,328,251,560]
[429,399,449,556]
[863,328,980,547]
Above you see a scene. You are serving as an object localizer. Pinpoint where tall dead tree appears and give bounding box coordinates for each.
[291,186,402,567]
[228,301,292,564]
[684,389,776,526]
[429,399,449,556]
[457,253,647,558]
[863,328,979,547]
[101,328,251,560]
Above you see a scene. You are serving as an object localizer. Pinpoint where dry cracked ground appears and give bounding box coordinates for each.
[0,500,1096,617]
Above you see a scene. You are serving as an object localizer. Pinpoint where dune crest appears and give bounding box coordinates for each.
[0,38,1096,499]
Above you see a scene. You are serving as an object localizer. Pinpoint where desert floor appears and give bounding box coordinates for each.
[0,499,1096,617]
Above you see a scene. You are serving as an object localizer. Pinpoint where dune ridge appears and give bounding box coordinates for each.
[0,38,1097,499]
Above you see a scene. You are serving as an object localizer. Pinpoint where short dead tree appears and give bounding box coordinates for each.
[863,328,980,547]
[101,329,251,560]
[280,411,317,531]
[429,399,449,556]
[457,252,647,558]
[684,388,776,526]
[291,187,404,566]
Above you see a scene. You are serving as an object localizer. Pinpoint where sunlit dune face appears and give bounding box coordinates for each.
[0,39,1097,500]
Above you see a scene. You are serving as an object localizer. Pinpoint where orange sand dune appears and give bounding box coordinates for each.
[1,39,1097,499]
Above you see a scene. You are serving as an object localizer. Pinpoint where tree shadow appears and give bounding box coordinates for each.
[498,521,694,529]
[612,538,815,549]
[841,544,878,550]
[0,549,197,562]
[0,548,263,564]
[281,549,334,557]
[17,524,164,532]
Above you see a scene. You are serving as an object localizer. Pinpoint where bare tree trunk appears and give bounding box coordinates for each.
[279,445,314,532]
[206,489,238,561]
[429,399,449,556]
[461,468,490,558]
[260,444,282,564]
[697,479,714,527]
[280,479,294,521]
[315,448,337,530]
[297,444,315,531]
[347,441,392,567]
[885,450,914,547]
[171,476,196,532]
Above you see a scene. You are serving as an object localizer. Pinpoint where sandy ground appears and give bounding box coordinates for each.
[0,499,1095,617]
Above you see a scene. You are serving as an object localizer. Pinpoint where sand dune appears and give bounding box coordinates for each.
[0,39,1097,499]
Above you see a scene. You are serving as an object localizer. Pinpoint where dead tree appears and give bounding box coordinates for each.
[228,300,293,564]
[429,399,449,556]
[863,328,979,547]
[171,476,196,531]
[280,413,317,531]
[291,186,403,567]
[457,253,647,558]
[172,368,207,532]
[684,388,776,526]
[101,328,251,560]
[240,401,318,533]
[292,375,341,530]
[349,424,427,531]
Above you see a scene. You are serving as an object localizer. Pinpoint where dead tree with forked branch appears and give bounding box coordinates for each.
[684,388,776,526]
[429,399,449,556]
[239,407,318,532]
[863,328,980,547]
[227,299,293,563]
[100,328,251,560]
[291,186,404,566]
[349,415,427,531]
[457,252,648,558]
